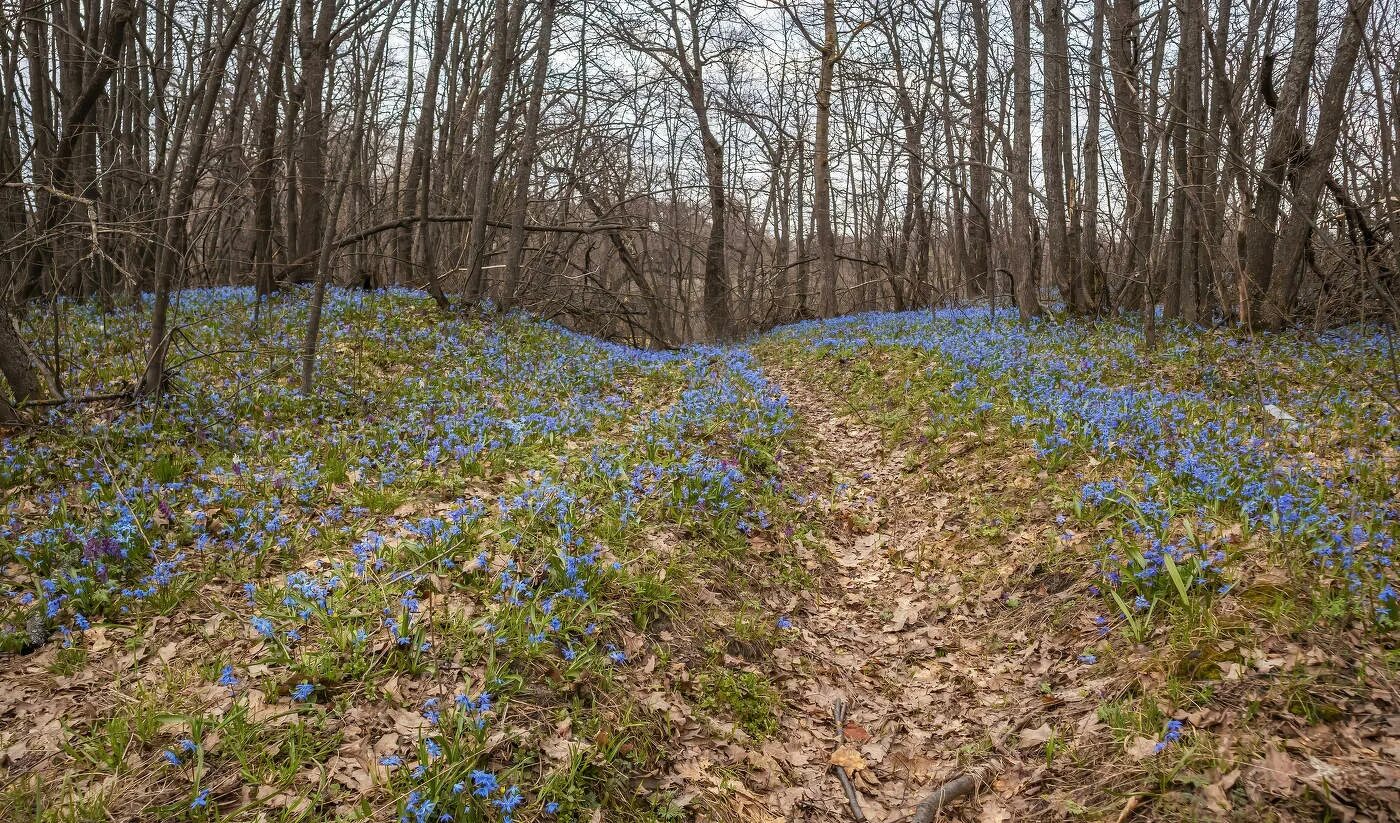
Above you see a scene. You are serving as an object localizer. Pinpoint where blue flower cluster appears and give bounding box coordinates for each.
[777,309,1398,625]
[3,287,799,817]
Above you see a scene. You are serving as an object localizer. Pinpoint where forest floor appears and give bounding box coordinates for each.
[2,290,1398,823]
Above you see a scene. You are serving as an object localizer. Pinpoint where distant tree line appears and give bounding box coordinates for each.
[0,0,1397,415]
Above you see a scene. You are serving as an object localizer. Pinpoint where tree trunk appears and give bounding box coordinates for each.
[1260,0,1372,329]
[142,0,261,395]
[1243,0,1319,327]
[1081,0,1106,312]
[813,0,839,318]
[503,0,556,307]
[967,0,993,299]
[464,0,515,301]
[250,0,294,298]
[1010,0,1041,322]
[1041,0,1073,309]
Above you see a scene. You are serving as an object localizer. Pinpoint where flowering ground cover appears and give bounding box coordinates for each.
[1,288,797,821]
[756,308,1398,820]
[2,294,1397,822]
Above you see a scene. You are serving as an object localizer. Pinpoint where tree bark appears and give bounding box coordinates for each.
[464,0,515,301]
[1243,0,1319,327]
[1010,0,1041,322]
[502,0,556,308]
[1260,0,1373,329]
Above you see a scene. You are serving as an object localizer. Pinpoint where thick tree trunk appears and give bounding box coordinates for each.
[1041,0,1073,309]
[464,0,515,301]
[1106,0,1154,313]
[250,0,295,298]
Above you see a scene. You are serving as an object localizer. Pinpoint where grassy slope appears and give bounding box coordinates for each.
[1,289,797,822]
[2,292,1397,821]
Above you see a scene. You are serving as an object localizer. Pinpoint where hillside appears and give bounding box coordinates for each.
[1,289,1397,822]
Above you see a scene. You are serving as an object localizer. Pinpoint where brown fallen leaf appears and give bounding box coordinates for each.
[1202,769,1239,814]
[1018,723,1054,748]
[1249,746,1300,796]
[979,798,1012,823]
[830,745,867,774]
[843,722,871,744]
[1125,736,1159,761]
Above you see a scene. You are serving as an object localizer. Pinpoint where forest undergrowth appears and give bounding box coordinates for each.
[1,289,1396,822]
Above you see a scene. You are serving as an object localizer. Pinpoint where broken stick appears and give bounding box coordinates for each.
[831,699,867,822]
[910,773,979,823]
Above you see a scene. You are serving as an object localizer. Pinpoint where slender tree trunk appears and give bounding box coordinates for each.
[503,0,556,307]
[1010,0,1040,322]
[967,0,993,299]
[1243,0,1319,327]
[1081,0,1106,312]
[464,0,515,301]
[1260,0,1372,329]
[813,0,838,317]
[142,0,261,395]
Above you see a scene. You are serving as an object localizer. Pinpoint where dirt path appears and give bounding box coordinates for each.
[745,364,1088,822]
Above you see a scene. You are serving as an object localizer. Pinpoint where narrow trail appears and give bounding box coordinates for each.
[745,364,1090,822]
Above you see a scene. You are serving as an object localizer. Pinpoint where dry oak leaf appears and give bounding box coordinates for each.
[830,745,867,774]
[843,722,872,744]
[1202,769,1240,814]
[1126,736,1160,762]
[978,798,1013,823]
[1018,723,1055,748]
[1249,746,1302,796]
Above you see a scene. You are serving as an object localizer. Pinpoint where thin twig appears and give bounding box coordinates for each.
[832,698,867,822]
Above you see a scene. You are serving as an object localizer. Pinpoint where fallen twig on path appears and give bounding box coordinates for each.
[909,712,1038,821]
[910,770,983,823]
[831,699,867,821]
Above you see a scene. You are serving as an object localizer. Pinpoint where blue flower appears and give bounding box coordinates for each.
[776,615,793,630]
[190,788,209,809]
[291,682,315,702]
[250,616,276,639]
[470,769,498,797]
[1153,719,1185,753]
[492,785,523,814]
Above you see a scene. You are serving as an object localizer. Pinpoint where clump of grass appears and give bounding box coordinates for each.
[695,667,782,740]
